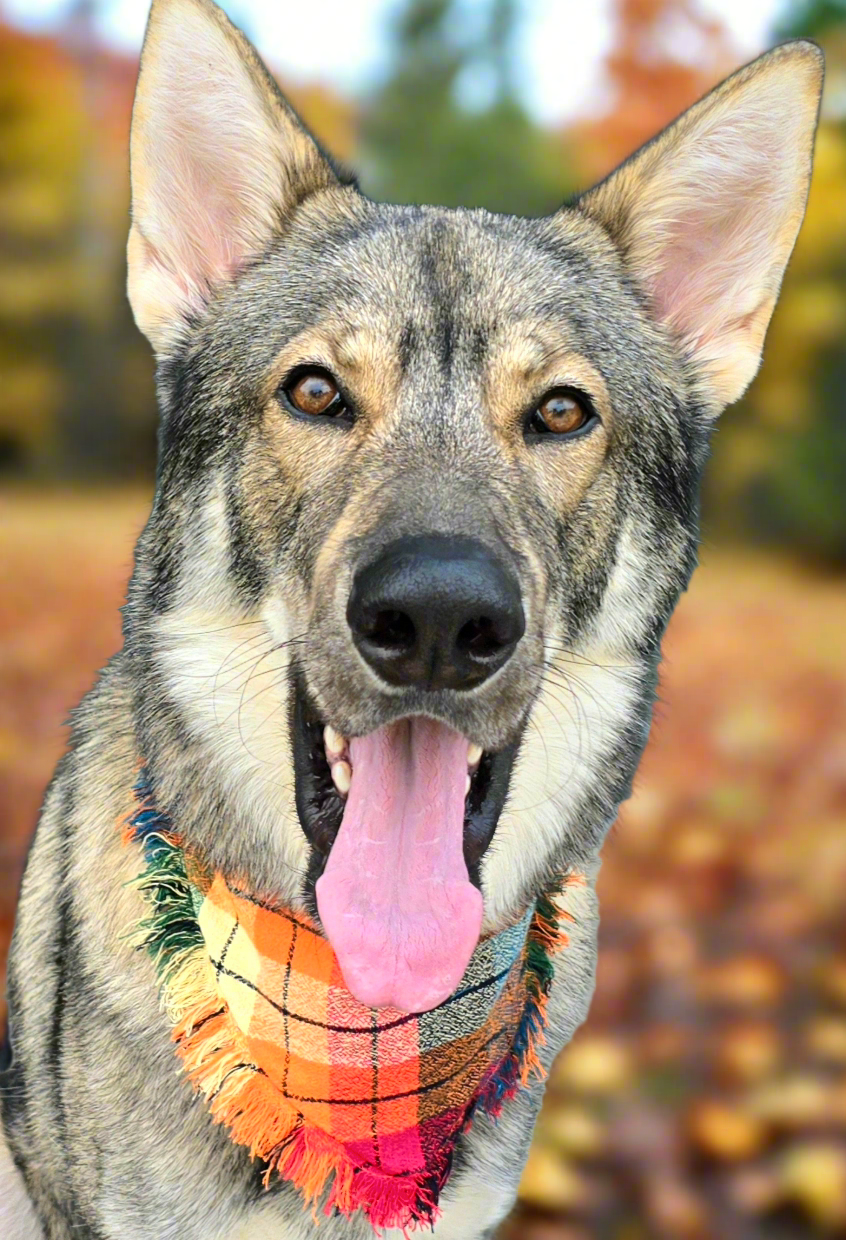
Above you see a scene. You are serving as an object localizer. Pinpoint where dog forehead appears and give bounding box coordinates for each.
[270,203,626,373]
[210,197,667,413]
[325,205,589,319]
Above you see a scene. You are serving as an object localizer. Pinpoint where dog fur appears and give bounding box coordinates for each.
[1,1,822,1236]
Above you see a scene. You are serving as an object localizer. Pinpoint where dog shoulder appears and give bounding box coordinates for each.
[2,658,143,1229]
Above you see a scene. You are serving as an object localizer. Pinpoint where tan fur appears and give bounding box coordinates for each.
[263,320,407,432]
[485,329,611,511]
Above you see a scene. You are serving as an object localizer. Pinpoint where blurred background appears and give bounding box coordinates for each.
[1,0,846,1235]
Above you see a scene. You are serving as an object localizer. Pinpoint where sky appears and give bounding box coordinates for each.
[2,0,787,123]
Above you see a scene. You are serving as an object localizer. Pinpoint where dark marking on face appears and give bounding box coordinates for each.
[417,227,460,377]
[436,312,456,376]
[226,474,269,606]
[398,320,418,375]
[157,348,224,487]
[146,520,182,616]
[564,548,616,644]
[640,413,703,528]
[469,324,490,368]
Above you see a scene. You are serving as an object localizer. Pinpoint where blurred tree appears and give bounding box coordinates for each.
[706,3,846,565]
[359,0,573,215]
[0,22,85,472]
[572,0,736,182]
[0,12,356,481]
[776,0,846,36]
[59,0,156,478]
[0,16,156,478]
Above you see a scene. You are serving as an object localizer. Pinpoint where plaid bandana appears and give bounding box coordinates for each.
[124,774,577,1234]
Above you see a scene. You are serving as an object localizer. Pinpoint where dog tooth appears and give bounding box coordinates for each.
[332,760,352,795]
[324,725,347,757]
[465,774,472,797]
[467,742,483,768]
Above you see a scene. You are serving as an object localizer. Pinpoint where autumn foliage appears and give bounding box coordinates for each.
[571,0,736,182]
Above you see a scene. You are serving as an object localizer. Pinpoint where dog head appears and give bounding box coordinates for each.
[125,0,821,1011]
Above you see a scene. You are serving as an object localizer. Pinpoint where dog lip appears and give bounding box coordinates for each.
[291,670,346,866]
[289,665,523,902]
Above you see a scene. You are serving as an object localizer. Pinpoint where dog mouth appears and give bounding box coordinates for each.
[292,678,520,1013]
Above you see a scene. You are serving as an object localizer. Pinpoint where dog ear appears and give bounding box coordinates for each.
[577,41,823,412]
[128,0,344,352]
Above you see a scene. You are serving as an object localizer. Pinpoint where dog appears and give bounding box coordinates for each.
[0,0,823,1236]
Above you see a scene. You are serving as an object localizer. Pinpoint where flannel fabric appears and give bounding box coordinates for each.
[125,772,573,1233]
[199,872,533,1178]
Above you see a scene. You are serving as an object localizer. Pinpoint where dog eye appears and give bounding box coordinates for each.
[281,369,348,420]
[527,388,596,439]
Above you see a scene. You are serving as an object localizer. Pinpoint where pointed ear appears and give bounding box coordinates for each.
[128,0,343,352]
[577,41,823,412]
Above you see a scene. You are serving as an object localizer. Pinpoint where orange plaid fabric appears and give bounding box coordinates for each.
[126,773,572,1232]
[197,873,533,1177]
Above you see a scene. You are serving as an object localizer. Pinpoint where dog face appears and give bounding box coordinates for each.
[125,0,821,1010]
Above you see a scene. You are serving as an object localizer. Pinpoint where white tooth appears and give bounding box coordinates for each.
[332,760,352,795]
[465,774,472,797]
[467,742,483,768]
[324,725,347,757]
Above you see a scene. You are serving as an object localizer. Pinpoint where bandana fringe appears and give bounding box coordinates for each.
[124,774,574,1234]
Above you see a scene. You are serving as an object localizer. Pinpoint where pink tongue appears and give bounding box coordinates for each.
[315,718,483,1013]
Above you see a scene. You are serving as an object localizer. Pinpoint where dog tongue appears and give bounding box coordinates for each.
[315,718,483,1013]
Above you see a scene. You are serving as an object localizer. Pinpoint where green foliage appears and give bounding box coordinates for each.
[748,339,846,565]
[359,0,572,216]
[775,0,846,37]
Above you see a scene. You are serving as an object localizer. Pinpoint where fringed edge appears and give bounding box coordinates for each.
[123,780,445,1233]
[176,998,445,1234]
[122,774,578,1236]
[475,870,582,1113]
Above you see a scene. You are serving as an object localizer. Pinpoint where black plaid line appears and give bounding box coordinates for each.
[203,956,518,1107]
[186,1007,225,1037]
[280,922,298,1094]
[274,1025,514,1108]
[214,920,239,980]
[208,1060,261,1104]
[205,958,514,1035]
[228,885,312,927]
[370,1010,380,1168]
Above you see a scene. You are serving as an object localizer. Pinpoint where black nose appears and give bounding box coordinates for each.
[347,535,525,691]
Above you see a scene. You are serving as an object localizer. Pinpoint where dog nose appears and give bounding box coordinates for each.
[347,535,525,691]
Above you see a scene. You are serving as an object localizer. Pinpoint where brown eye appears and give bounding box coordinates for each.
[528,388,596,439]
[283,369,347,419]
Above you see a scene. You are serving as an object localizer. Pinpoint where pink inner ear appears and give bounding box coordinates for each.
[176,161,256,288]
[649,207,740,349]
[630,85,805,376]
[133,4,285,312]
